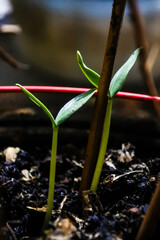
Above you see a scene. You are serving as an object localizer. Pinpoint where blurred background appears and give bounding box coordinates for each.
[0,0,160,157]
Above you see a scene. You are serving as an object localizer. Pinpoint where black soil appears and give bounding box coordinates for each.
[0,143,159,240]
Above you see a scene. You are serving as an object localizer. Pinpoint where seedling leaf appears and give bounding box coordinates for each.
[77,51,100,88]
[16,84,55,126]
[109,48,140,99]
[55,88,96,126]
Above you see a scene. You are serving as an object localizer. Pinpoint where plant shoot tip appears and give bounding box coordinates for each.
[77,51,82,64]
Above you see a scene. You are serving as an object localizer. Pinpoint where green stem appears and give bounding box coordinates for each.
[42,125,59,232]
[90,98,112,192]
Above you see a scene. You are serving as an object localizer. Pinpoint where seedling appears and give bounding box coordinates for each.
[17,48,139,230]
[77,48,140,192]
[16,84,96,231]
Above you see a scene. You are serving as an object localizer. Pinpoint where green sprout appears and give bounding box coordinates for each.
[77,48,140,192]
[16,84,96,231]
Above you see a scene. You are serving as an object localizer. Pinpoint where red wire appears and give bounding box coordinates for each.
[0,85,160,102]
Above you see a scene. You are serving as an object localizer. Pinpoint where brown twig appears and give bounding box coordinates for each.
[128,0,160,120]
[136,180,160,240]
[128,2,160,236]
[79,0,127,194]
[0,46,28,69]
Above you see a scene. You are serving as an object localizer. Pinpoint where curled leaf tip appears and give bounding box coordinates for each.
[16,83,23,90]
[77,51,100,88]
[77,51,83,65]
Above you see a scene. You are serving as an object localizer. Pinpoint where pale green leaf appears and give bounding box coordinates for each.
[77,51,100,88]
[109,48,140,99]
[55,88,96,126]
[16,84,55,126]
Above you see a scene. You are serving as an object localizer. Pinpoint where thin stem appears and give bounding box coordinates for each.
[42,125,59,232]
[90,99,112,192]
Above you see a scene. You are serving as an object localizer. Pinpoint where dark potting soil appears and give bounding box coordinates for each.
[0,143,159,240]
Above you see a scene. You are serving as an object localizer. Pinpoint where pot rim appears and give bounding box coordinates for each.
[0,85,159,102]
